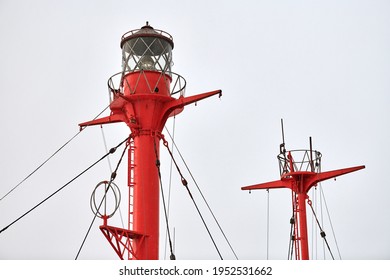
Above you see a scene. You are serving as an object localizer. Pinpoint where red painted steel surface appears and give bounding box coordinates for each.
[131,132,160,259]
[80,88,221,259]
[79,25,221,258]
[79,24,221,259]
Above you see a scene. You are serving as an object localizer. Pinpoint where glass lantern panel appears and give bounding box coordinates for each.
[122,36,172,75]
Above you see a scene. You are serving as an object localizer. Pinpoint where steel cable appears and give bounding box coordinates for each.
[164,128,238,260]
[161,135,223,260]
[0,105,110,202]
[153,137,176,260]
[75,138,129,259]
[0,137,129,235]
[100,125,125,228]
[307,199,335,260]
[163,117,176,260]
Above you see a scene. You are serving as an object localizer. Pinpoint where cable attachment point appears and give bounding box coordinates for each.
[181,178,188,187]
[291,235,295,241]
[307,196,335,259]
[109,147,116,154]
[162,136,169,147]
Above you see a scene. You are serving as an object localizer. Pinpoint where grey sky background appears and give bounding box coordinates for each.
[0,0,389,260]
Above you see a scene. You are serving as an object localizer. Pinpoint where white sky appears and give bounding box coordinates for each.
[0,0,389,260]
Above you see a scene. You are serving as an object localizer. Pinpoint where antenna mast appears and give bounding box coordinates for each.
[280,119,286,153]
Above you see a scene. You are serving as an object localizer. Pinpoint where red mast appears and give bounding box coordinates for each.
[242,136,364,260]
[79,23,221,260]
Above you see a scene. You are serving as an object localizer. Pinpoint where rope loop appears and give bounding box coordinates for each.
[161,134,169,147]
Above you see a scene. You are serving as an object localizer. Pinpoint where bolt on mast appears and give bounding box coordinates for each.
[79,23,221,260]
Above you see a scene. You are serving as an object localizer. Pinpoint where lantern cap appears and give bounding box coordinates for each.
[120,22,174,49]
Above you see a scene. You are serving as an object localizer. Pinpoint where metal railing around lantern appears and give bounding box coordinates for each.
[277,149,322,176]
[107,71,186,102]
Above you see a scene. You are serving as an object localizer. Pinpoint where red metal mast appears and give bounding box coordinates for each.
[242,137,364,260]
[79,23,221,260]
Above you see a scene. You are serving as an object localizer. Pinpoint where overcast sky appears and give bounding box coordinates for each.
[0,0,389,260]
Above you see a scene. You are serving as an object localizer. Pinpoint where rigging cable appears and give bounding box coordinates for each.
[281,119,295,260]
[161,135,223,260]
[319,183,342,259]
[0,105,110,202]
[153,137,176,260]
[164,128,239,260]
[316,187,325,260]
[287,214,295,260]
[310,187,318,259]
[307,198,335,260]
[164,117,176,260]
[287,190,296,260]
[266,188,270,260]
[319,186,326,259]
[0,136,129,235]
[100,125,125,229]
[75,138,129,259]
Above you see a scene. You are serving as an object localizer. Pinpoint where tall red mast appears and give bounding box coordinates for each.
[79,23,221,260]
[242,137,364,260]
